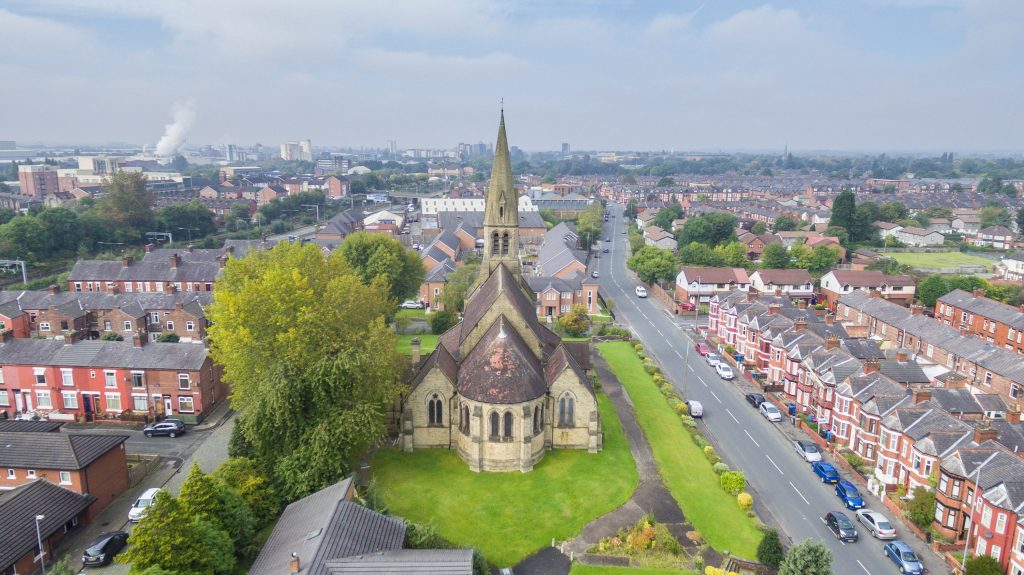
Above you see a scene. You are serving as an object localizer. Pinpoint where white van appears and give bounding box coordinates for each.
[635,286,648,298]
[128,488,162,523]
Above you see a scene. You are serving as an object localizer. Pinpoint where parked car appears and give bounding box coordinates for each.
[760,402,782,422]
[883,541,925,575]
[591,271,599,278]
[745,393,766,408]
[604,237,611,242]
[835,480,866,510]
[128,488,162,523]
[715,364,735,380]
[855,509,897,540]
[82,531,129,567]
[143,419,185,438]
[824,511,859,542]
[694,342,712,356]
[400,300,424,309]
[794,440,822,462]
[678,302,696,311]
[687,400,704,418]
[635,286,648,298]
[705,353,721,367]
[811,461,841,483]
[602,247,610,253]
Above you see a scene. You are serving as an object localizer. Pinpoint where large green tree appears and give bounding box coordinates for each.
[440,263,480,313]
[916,274,950,307]
[338,232,425,301]
[211,457,280,524]
[715,241,750,267]
[678,242,725,267]
[778,539,831,575]
[576,202,604,247]
[1016,207,1024,233]
[627,246,678,283]
[772,215,799,232]
[879,201,908,222]
[828,189,857,235]
[652,204,684,231]
[156,200,217,241]
[98,171,155,234]
[677,213,737,248]
[980,205,1012,229]
[760,243,792,269]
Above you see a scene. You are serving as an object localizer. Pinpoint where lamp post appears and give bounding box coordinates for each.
[35,514,46,575]
[961,453,995,571]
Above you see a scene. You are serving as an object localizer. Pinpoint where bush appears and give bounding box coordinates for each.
[965,554,1004,575]
[643,363,657,375]
[157,333,180,343]
[693,555,705,572]
[681,415,697,429]
[843,451,868,473]
[756,528,785,569]
[101,332,124,341]
[704,567,740,575]
[429,309,457,334]
[713,462,730,475]
[704,446,720,465]
[906,486,936,528]
[692,434,710,449]
[720,471,746,495]
[737,492,753,511]
[634,343,644,352]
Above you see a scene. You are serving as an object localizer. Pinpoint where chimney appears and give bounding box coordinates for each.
[168,284,177,294]
[911,388,932,404]
[972,288,986,298]
[746,290,758,303]
[47,284,60,295]
[973,424,999,445]
[863,359,880,373]
[768,303,782,315]
[145,243,154,253]
[218,255,228,268]
[122,256,132,268]
[225,245,235,255]
[825,334,839,350]
[1006,402,1021,425]
[289,553,301,574]
[910,304,923,316]
[186,244,194,253]
[110,284,120,295]
[869,290,881,299]
[774,288,783,296]
[411,337,421,367]
[797,299,807,310]
[131,332,143,347]
[170,254,180,268]
[825,313,835,325]
[960,327,970,337]
[794,316,808,331]
[896,349,909,362]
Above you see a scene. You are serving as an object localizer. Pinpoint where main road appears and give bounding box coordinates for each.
[596,203,939,575]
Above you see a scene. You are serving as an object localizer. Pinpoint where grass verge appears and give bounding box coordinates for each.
[372,394,637,566]
[395,307,427,320]
[569,565,694,575]
[395,334,438,355]
[598,341,762,559]
[887,251,994,268]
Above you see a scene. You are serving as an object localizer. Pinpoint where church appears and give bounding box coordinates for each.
[401,113,602,472]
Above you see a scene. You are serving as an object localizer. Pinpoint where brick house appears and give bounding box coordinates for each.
[735,232,781,261]
[0,480,95,575]
[419,260,455,312]
[748,269,815,299]
[969,225,1016,249]
[67,250,224,294]
[819,270,916,310]
[528,274,600,319]
[675,267,749,308]
[0,432,129,518]
[643,226,676,250]
[999,250,1024,281]
[936,289,1024,353]
[324,175,350,199]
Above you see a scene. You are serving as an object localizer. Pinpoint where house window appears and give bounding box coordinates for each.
[27,470,36,479]
[35,391,52,409]
[166,321,174,331]
[61,392,78,410]
[939,475,948,493]
[61,369,73,387]
[131,372,144,388]
[178,373,190,390]
[533,405,540,434]
[503,411,513,438]
[74,282,82,292]
[104,371,117,388]
[489,412,499,439]
[105,393,122,411]
[926,344,933,356]
[150,312,159,324]
[982,506,992,528]
[39,322,51,331]
[984,372,993,386]
[996,513,1007,534]
[123,321,132,331]
[460,404,470,434]
[186,321,195,332]
[558,394,575,427]
[103,321,111,331]
[59,471,72,485]
[5,469,13,479]
[427,394,443,426]
[131,394,147,411]
[178,396,195,413]
[0,391,8,407]
[60,320,68,331]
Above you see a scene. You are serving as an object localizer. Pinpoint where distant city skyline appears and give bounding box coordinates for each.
[2,1,1022,153]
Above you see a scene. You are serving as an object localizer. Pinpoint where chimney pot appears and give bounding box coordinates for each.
[170,254,180,268]
[910,304,923,316]
[972,288,986,298]
[47,284,60,295]
[863,359,880,373]
[869,290,881,299]
[973,424,999,445]
[825,313,835,325]
[911,388,931,404]
[122,256,131,268]
[825,335,839,350]
[1007,403,1021,425]
[289,553,300,574]
[145,243,154,253]
[896,349,909,362]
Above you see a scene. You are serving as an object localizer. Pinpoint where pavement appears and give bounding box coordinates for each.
[598,202,945,575]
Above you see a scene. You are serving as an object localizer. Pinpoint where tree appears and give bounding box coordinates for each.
[906,486,936,528]
[829,189,857,233]
[980,205,1012,229]
[179,464,221,522]
[98,171,154,234]
[977,175,1016,196]
[339,232,425,301]
[215,482,258,555]
[207,242,403,499]
[917,274,950,307]
[773,215,798,232]
[715,241,750,268]
[824,226,850,245]
[627,246,678,283]
[430,309,458,334]
[559,304,591,337]
[624,198,639,218]
[0,215,49,260]
[677,213,737,248]
[37,208,82,254]
[852,204,878,243]
[756,529,785,569]
[652,204,683,231]
[156,201,217,241]
[440,264,480,313]
[211,457,280,524]
[750,221,767,234]
[798,246,840,275]
[1016,207,1024,233]
[135,567,178,575]
[576,203,604,248]
[948,275,989,294]
[778,539,832,575]
[965,554,1004,575]
[761,243,792,269]
[48,555,77,575]
[678,242,725,267]
[170,154,189,172]
[656,176,675,187]
[879,201,908,222]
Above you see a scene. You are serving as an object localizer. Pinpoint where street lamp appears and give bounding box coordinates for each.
[35,514,46,575]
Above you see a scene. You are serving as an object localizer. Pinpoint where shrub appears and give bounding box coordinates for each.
[756,528,785,569]
[720,471,746,495]
[101,332,124,341]
[643,363,657,375]
[429,309,457,334]
[737,492,753,511]
[681,415,697,429]
[965,554,1004,575]
[713,462,730,475]
[906,486,936,528]
[692,434,710,449]
[637,351,647,360]
[704,567,740,575]
[157,333,180,343]
[843,451,867,473]
[693,555,705,572]
[634,343,644,352]
[704,446,720,465]
[724,345,735,355]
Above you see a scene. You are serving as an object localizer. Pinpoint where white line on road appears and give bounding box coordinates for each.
[725,408,739,423]
[640,311,649,320]
[688,364,695,371]
[709,389,721,402]
[856,560,871,574]
[698,376,707,387]
[657,328,664,336]
[790,481,810,505]
[766,454,784,475]
[743,429,760,446]
[675,350,684,359]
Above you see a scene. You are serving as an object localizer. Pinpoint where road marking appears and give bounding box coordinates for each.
[709,389,721,402]
[640,311,649,320]
[766,454,784,475]
[657,328,664,336]
[725,408,739,423]
[789,481,810,505]
[675,350,684,359]
[698,376,707,387]
[856,559,870,574]
[688,364,696,372]
[744,429,760,446]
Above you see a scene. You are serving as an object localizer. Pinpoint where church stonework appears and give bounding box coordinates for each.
[401,113,602,472]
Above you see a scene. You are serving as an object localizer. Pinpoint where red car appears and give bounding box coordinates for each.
[679,302,696,311]
[694,342,712,356]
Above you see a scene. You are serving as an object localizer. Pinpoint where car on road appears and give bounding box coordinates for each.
[694,342,712,356]
[128,487,162,523]
[811,461,841,483]
[687,400,704,418]
[835,479,866,510]
[855,509,897,540]
[760,402,782,422]
[824,511,859,542]
[883,541,925,575]
[82,531,129,567]
[635,286,648,298]
[715,363,735,380]
[794,440,822,462]
[745,393,766,408]
[678,301,696,311]
[591,271,599,278]
[604,237,611,242]
[602,247,609,253]
[400,300,424,309]
[621,229,627,234]
[705,352,721,367]
[143,418,185,438]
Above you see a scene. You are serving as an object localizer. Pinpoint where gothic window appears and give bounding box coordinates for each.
[461,404,470,434]
[501,232,510,255]
[558,394,575,427]
[489,411,499,439]
[533,405,540,434]
[499,206,504,222]
[427,394,442,426]
[491,232,500,256]
[503,411,513,438]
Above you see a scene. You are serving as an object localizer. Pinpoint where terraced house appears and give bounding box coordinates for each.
[936,289,1024,353]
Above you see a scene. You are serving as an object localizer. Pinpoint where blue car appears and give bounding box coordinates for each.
[884,540,925,574]
[835,479,865,510]
[811,461,840,483]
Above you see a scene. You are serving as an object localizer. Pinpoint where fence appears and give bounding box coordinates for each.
[127,453,161,488]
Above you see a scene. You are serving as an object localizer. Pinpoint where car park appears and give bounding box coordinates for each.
[760,402,782,422]
[855,509,896,540]
[824,511,859,542]
[635,286,648,298]
[715,364,735,380]
[745,393,766,408]
[694,342,712,356]
[835,479,866,510]
[811,461,840,483]
[794,440,822,462]
[705,352,721,367]
[687,400,704,418]
[142,419,185,438]
[128,488,162,523]
[883,541,925,574]
[400,300,424,309]
[82,531,129,567]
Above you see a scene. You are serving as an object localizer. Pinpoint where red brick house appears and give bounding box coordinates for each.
[936,289,1024,353]
[819,270,916,310]
[0,480,95,575]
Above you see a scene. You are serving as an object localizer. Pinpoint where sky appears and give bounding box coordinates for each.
[1,0,1022,153]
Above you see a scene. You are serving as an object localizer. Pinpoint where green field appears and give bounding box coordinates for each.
[395,334,438,355]
[395,307,427,320]
[569,565,695,575]
[598,342,763,560]
[372,394,637,567]
[887,251,994,268]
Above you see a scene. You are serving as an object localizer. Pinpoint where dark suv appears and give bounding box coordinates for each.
[143,418,186,438]
[82,531,128,566]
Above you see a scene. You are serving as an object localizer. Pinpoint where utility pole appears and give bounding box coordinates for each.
[0,260,28,285]
[177,227,198,243]
[302,204,320,222]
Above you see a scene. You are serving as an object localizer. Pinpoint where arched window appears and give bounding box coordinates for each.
[533,405,540,434]
[427,394,442,425]
[501,232,510,255]
[558,394,575,427]
[461,404,470,434]
[499,206,504,222]
[489,411,499,439]
[503,411,513,438]
[491,232,500,256]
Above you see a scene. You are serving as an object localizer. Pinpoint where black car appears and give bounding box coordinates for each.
[602,248,610,253]
[82,531,129,566]
[824,511,858,542]
[143,418,186,438]
[745,393,766,408]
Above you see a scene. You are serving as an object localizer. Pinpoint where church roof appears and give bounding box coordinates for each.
[458,316,547,404]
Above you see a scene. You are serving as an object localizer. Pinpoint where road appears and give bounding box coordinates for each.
[597,204,939,575]
[63,425,211,461]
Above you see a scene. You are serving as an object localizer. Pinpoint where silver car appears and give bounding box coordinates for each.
[715,363,734,380]
[856,509,897,540]
[705,353,721,367]
[794,440,822,462]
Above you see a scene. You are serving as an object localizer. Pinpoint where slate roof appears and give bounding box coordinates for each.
[678,267,749,285]
[0,290,211,319]
[826,270,916,287]
[0,432,128,469]
[0,420,63,433]
[536,225,585,276]
[437,211,546,233]
[249,478,406,575]
[424,259,456,282]
[751,269,813,286]
[323,549,473,575]
[0,339,209,370]
[938,289,1024,331]
[840,339,886,360]
[68,258,222,283]
[458,316,547,404]
[0,480,96,571]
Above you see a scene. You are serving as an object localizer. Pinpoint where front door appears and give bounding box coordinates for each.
[82,394,93,421]
[14,390,23,412]
[163,396,173,415]
[21,391,33,412]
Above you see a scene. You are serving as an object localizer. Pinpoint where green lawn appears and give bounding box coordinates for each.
[395,334,438,355]
[395,307,427,320]
[887,251,994,268]
[372,394,637,567]
[598,342,763,559]
[569,565,694,575]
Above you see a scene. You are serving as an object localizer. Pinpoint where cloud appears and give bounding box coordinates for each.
[0,8,95,60]
[646,7,702,39]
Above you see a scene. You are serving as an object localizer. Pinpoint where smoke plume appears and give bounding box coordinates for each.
[154,100,196,157]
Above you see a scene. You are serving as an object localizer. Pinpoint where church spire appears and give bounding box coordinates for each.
[481,109,520,277]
